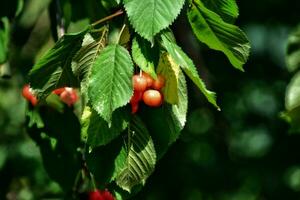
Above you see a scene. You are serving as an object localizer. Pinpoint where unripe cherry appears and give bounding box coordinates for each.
[152,75,165,90]
[132,75,147,91]
[142,89,163,107]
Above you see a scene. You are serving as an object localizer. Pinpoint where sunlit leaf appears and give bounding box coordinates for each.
[124,0,185,41]
[132,36,158,79]
[156,53,180,104]
[29,28,89,99]
[187,0,250,70]
[161,33,219,109]
[114,116,156,192]
[88,44,134,124]
[202,0,239,23]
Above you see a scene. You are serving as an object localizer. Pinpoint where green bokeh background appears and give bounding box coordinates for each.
[1,0,300,199]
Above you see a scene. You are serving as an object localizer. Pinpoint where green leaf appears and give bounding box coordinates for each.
[81,106,130,148]
[281,107,300,134]
[286,71,300,112]
[29,28,89,99]
[132,36,159,79]
[26,106,82,190]
[114,116,156,192]
[201,0,238,23]
[72,31,107,99]
[26,107,44,129]
[124,0,185,41]
[88,44,134,124]
[140,69,187,158]
[284,72,300,133]
[15,0,24,17]
[157,53,180,104]
[0,17,10,64]
[286,26,300,72]
[85,137,124,186]
[187,0,250,71]
[171,69,188,128]
[161,33,219,109]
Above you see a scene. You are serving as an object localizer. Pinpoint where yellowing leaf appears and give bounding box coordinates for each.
[157,53,180,104]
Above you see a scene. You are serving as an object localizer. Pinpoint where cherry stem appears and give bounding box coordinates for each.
[90,173,97,190]
[91,9,124,27]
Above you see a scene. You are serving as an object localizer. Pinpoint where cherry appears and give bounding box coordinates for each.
[88,190,103,200]
[130,90,143,104]
[22,85,32,101]
[141,72,154,88]
[131,102,139,114]
[22,84,38,106]
[88,189,115,200]
[142,89,163,107]
[100,189,115,200]
[152,74,165,90]
[59,87,78,106]
[52,87,65,95]
[132,75,147,91]
[30,96,38,106]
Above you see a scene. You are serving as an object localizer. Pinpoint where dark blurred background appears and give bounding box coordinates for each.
[1,0,300,199]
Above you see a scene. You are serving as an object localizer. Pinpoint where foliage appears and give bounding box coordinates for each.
[283,26,300,133]
[0,0,252,199]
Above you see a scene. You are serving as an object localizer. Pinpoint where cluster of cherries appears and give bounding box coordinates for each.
[22,84,78,107]
[88,189,115,200]
[130,72,165,113]
[52,87,78,106]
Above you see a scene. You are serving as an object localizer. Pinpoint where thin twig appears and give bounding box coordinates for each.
[91,9,124,27]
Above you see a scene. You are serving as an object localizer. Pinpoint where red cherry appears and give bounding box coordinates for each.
[132,75,147,91]
[88,190,103,200]
[152,75,165,90]
[52,88,65,95]
[22,84,38,106]
[130,91,143,104]
[60,87,78,106]
[30,96,38,106]
[141,72,154,88]
[131,102,139,114]
[22,85,32,101]
[100,190,115,200]
[142,89,163,107]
